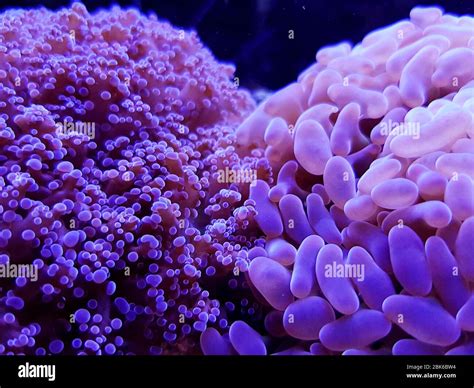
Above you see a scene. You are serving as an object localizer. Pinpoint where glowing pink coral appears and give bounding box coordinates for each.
[232,6,474,355]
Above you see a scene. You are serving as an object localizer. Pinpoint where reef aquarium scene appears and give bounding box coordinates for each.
[0,0,473,385]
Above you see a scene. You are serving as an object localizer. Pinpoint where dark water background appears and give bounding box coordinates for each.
[1,0,472,90]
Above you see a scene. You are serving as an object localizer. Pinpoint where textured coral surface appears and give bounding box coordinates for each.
[0,2,265,355]
[0,4,473,355]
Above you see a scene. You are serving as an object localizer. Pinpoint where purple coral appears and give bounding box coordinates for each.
[1,3,473,357]
[0,3,267,355]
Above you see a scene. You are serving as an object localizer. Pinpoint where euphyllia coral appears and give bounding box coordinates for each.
[228,6,474,356]
[0,2,267,355]
[0,3,473,356]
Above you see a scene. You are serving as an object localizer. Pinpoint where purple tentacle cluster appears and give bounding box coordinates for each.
[215,6,474,355]
[0,3,271,355]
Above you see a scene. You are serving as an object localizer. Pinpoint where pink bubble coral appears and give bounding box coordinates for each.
[230,6,474,355]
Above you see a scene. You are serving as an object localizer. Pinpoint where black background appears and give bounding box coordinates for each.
[1,355,473,386]
[0,1,473,90]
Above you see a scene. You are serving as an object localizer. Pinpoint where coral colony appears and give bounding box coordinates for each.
[0,3,473,356]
